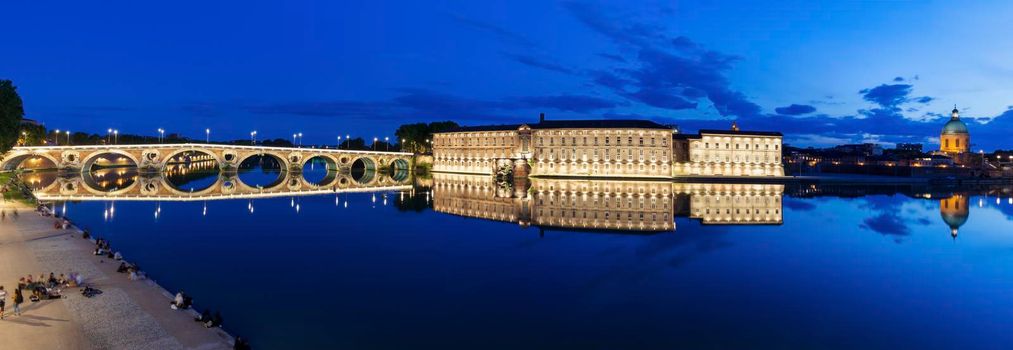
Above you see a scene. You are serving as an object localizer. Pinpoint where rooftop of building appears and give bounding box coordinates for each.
[442,119,672,133]
[673,129,783,139]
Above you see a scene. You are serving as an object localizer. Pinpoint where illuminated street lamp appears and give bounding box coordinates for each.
[250,131,258,145]
[113,129,118,144]
[401,139,406,152]
[66,131,71,145]
[373,137,378,151]
[54,129,60,146]
[337,135,342,149]
[298,132,303,147]
[206,128,210,143]
[107,128,112,144]
[158,128,165,143]
[384,137,389,151]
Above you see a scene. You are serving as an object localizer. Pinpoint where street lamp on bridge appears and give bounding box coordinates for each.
[250,131,258,145]
[336,135,342,150]
[107,128,112,144]
[384,137,389,151]
[373,137,378,151]
[113,130,118,144]
[54,129,60,146]
[206,128,210,143]
[298,132,303,147]
[158,128,165,143]
[65,131,71,145]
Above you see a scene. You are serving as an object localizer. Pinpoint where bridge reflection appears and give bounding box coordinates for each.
[23,163,413,202]
[430,174,784,233]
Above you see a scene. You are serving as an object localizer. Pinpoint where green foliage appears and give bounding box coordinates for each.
[394,121,458,154]
[0,80,25,154]
[19,122,46,146]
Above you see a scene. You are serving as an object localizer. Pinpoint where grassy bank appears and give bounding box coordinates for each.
[0,171,38,205]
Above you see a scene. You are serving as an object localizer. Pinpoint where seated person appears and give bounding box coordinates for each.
[113,251,123,260]
[117,262,129,273]
[195,309,211,323]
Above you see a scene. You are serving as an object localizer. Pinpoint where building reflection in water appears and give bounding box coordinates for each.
[432,173,784,233]
[940,194,969,239]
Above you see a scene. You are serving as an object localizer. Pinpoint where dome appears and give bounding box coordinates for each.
[942,118,968,134]
[941,211,968,229]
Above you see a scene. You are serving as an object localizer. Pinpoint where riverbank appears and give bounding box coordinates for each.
[0,192,234,348]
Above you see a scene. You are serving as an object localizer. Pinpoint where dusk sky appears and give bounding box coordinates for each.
[4,0,1013,149]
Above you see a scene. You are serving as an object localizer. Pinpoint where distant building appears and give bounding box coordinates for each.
[896,143,923,153]
[939,106,970,155]
[833,143,883,156]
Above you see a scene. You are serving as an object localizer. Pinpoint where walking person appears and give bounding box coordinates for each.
[0,285,7,319]
[13,288,24,316]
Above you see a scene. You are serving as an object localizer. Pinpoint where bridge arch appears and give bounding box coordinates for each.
[235,151,290,172]
[1,152,60,171]
[81,150,141,172]
[160,148,223,170]
[159,174,227,197]
[301,154,340,187]
[349,156,378,185]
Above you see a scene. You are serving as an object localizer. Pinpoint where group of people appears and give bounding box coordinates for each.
[0,285,24,319]
[0,271,79,319]
[23,204,252,348]
[1,208,20,222]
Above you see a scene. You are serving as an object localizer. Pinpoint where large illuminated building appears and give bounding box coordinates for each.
[432,117,673,178]
[432,117,783,178]
[430,174,783,233]
[939,107,970,155]
[672,123,784,176]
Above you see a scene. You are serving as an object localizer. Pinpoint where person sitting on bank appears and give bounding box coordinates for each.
[113,251,123,260]
[195,309,211,323]
[205,311,223,328]
[82,230,90,239]
[117,262,130,273]
[171,291,185,310]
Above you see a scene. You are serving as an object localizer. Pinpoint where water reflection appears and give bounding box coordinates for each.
[24,161,412,201]
[431,174,783,233]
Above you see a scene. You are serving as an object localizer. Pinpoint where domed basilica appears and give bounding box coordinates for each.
[939,106,969,155]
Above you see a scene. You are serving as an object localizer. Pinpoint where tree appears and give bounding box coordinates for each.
[0,80,25,154]
[394,121,458,154]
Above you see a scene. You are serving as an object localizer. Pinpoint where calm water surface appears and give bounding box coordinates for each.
[24,166,1013,349]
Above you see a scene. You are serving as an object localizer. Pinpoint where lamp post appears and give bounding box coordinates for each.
[401,139,405,152]
[206,128,210,143]
[292,133,297,145]
[66,131,71,145]
[384,137,389,151]
[298,133,303,147]
[337,136,342,150]
[373,137,378,151]
[250,131,258,145]
[107,128,112,144]
[158,128,165,143]
[113,130,118,144]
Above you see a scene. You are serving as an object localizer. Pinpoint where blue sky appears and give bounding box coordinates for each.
[3,0,1013,149]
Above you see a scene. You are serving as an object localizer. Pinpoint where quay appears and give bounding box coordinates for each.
[0,195,234,349]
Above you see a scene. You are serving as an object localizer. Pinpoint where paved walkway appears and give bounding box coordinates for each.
[0,201,233,350]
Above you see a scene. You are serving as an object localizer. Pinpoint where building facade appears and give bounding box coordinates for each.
[671,129,783,177]
[433,118,784,178]
[433,119,674,178]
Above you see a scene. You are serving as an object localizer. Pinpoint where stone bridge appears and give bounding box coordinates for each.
[2,143,413,174]
[26,171,412,202]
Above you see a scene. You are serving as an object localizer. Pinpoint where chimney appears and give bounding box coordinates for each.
[539,113,545,123]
